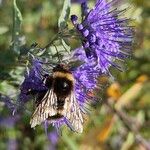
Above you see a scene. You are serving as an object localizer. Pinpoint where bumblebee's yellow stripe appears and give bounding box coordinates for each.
[53,72,74,82]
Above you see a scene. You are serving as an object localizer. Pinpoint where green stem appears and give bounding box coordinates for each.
[42,32,61,50]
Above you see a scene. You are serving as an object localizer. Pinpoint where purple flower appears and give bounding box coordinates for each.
[19,59,47,103]
[69,47,100,109]
[0,94,15,111]
[45,130,58,150]
[0,116,20,128]
[71,0,133,74]
[48,130,58,145]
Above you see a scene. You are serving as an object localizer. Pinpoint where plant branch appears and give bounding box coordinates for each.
[104,99,150,150]
[42,32,61,50]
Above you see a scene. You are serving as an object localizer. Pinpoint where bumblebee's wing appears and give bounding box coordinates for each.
[30,89,57,128]
[65,92,84,133]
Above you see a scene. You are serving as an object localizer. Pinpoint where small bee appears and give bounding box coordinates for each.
[30,64,83,133]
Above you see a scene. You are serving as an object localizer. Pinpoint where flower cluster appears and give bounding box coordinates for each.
[19,59,47,103]
[69,0,133,112]
[18,0,133,133]
[71,0,133,73]
[71,47,100,109]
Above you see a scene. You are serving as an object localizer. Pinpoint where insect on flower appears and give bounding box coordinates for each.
[30,64,84,133]
[18,0,133,134]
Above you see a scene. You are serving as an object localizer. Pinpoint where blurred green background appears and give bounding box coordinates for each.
[0,0,149,150]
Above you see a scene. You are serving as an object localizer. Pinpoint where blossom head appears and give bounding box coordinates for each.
[71,0,133,73]
[19,59,47,103]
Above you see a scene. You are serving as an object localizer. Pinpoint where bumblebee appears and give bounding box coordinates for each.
[30,64,83,133]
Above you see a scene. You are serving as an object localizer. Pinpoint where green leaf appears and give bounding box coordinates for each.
[61,39,71,52]
[58,0,71,30]
[11,0,23,55]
